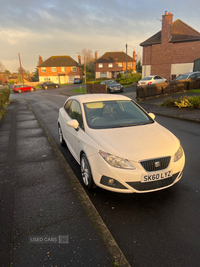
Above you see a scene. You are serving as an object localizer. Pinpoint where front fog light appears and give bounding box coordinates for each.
[174,144,183,162]
[100,176,127,189]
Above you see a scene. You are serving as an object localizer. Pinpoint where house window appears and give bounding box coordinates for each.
[128,62,133,67]
[72,67,76,72]
[100,72,106,78]
[98,63,103,68]
[61,67,66,72]
[51,67,56,72]
[118,63,122,67]
[41,67,46,73]
[108,63,113,68]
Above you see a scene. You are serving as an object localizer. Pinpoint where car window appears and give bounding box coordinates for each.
[175,75,188,81]
[196,73,200,78]
[64,100,72,114]
[189,74,196,79]
[141,77,152,81]
[69,100,84,130]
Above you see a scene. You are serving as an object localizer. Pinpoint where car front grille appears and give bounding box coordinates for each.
[140,157,171,172]
[127,172,180,191]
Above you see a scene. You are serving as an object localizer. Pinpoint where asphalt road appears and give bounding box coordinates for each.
[11,86,200,267]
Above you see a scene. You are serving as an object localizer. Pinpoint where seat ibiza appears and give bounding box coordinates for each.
[58,94,185,193]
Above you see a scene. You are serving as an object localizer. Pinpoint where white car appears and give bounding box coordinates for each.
[138,75,167,86]
[58,94,185,193]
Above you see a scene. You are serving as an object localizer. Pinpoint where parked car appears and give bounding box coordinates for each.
[137,75,167,86]
[13,84,35,93]
[74,78,82,84]
[58,94,185,193]
[173,72,200,81]
[40,82,59,89]
[100,80,123,93]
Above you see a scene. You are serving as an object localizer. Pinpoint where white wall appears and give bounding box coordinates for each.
[142,65,151,78]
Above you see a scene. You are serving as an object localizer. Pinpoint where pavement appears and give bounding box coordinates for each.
[0,90,199,267]
[0,99,129,267]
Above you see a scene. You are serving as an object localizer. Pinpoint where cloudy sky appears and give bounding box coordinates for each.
[0,0,200,73]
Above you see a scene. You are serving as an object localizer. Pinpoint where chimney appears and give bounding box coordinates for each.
[38,55,43,65]
[133,50,136,60]
[78,54,81,65]
[95,51,97,61]
[161,12,173,44]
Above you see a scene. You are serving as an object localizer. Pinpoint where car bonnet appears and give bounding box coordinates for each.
[86,122,179,162]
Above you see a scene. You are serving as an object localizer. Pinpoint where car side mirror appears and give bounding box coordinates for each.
[149,113,155,120]
[67,119,79,131]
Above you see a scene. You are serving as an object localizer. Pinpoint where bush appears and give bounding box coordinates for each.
[0,89,10,121]
[160,97,175,107]
[116,73,142,85]
[160,95,200,108]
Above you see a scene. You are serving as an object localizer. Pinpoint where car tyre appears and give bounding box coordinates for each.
[31,88,34,91]
[56,85,59,88]
[45,86,48,89]
[58,124,65,146]
[18,89,22,93]
[81,153,95,190]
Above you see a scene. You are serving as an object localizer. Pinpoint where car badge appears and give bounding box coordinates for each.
[155,161,160,168]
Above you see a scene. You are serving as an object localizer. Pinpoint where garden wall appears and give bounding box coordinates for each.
[86,83,107,93]
[136,78,200,100]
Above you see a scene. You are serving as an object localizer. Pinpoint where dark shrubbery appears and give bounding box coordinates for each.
[0,89,10,121]
[116,73,142,85]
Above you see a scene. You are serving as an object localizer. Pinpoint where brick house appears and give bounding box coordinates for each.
[140,12,200,81]
[95,51,136,79]
[38,55,82,84]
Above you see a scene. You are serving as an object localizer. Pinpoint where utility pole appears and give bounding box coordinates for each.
[18,53,24,86]
[84,55,86,85]
[126,44,128,77]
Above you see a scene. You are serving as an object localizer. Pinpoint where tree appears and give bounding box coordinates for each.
[32,68,39,82]
[81,49,94,63]
[0,61,5,72]
[81,49,95,80]
[17,66,26,75]
[136,60,142,73]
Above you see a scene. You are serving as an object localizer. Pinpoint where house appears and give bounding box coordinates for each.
[140,12,200,81]
[38,55,82,84]
[95,51,136,79]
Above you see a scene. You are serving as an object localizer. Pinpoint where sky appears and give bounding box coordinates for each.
[0,0,200,73]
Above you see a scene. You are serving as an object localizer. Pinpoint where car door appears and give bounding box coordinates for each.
[61,100,84,162]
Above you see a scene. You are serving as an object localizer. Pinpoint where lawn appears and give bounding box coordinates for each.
[187,89,200,93]
[71,87,86,94]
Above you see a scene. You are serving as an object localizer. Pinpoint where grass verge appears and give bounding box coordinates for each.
[71,87,86,94]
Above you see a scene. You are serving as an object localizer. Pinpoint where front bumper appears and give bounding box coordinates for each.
[88,152,185,193]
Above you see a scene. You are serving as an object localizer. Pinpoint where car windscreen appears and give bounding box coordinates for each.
[175,75,188,81]
[105,80,117,85]
[83,100,153,129]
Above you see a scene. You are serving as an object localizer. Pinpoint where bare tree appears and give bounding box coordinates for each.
[0,61,5,72]
[81,49,94,63]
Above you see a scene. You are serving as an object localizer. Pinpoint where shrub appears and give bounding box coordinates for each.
[116,73,142,85]
[188,96,200,108]
[160,97,175,107]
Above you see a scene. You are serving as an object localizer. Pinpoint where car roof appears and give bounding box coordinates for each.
[67,94,130,103]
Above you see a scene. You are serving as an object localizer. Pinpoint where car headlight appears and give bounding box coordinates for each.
[174,144,183,162]
[99,151,135,169]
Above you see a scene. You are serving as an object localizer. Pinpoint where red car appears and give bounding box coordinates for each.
[13,84,35,93]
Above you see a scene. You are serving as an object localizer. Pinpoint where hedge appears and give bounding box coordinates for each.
[0,89,10,121]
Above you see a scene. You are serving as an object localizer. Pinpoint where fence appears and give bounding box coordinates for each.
[86,83,107,94]
[136,78,200,100]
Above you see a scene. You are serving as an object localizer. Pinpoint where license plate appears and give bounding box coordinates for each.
[141,82,146,84]
[142,170,173,183]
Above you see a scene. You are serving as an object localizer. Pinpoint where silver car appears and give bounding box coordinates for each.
[173,72,200,81]
[137,75,167,86]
